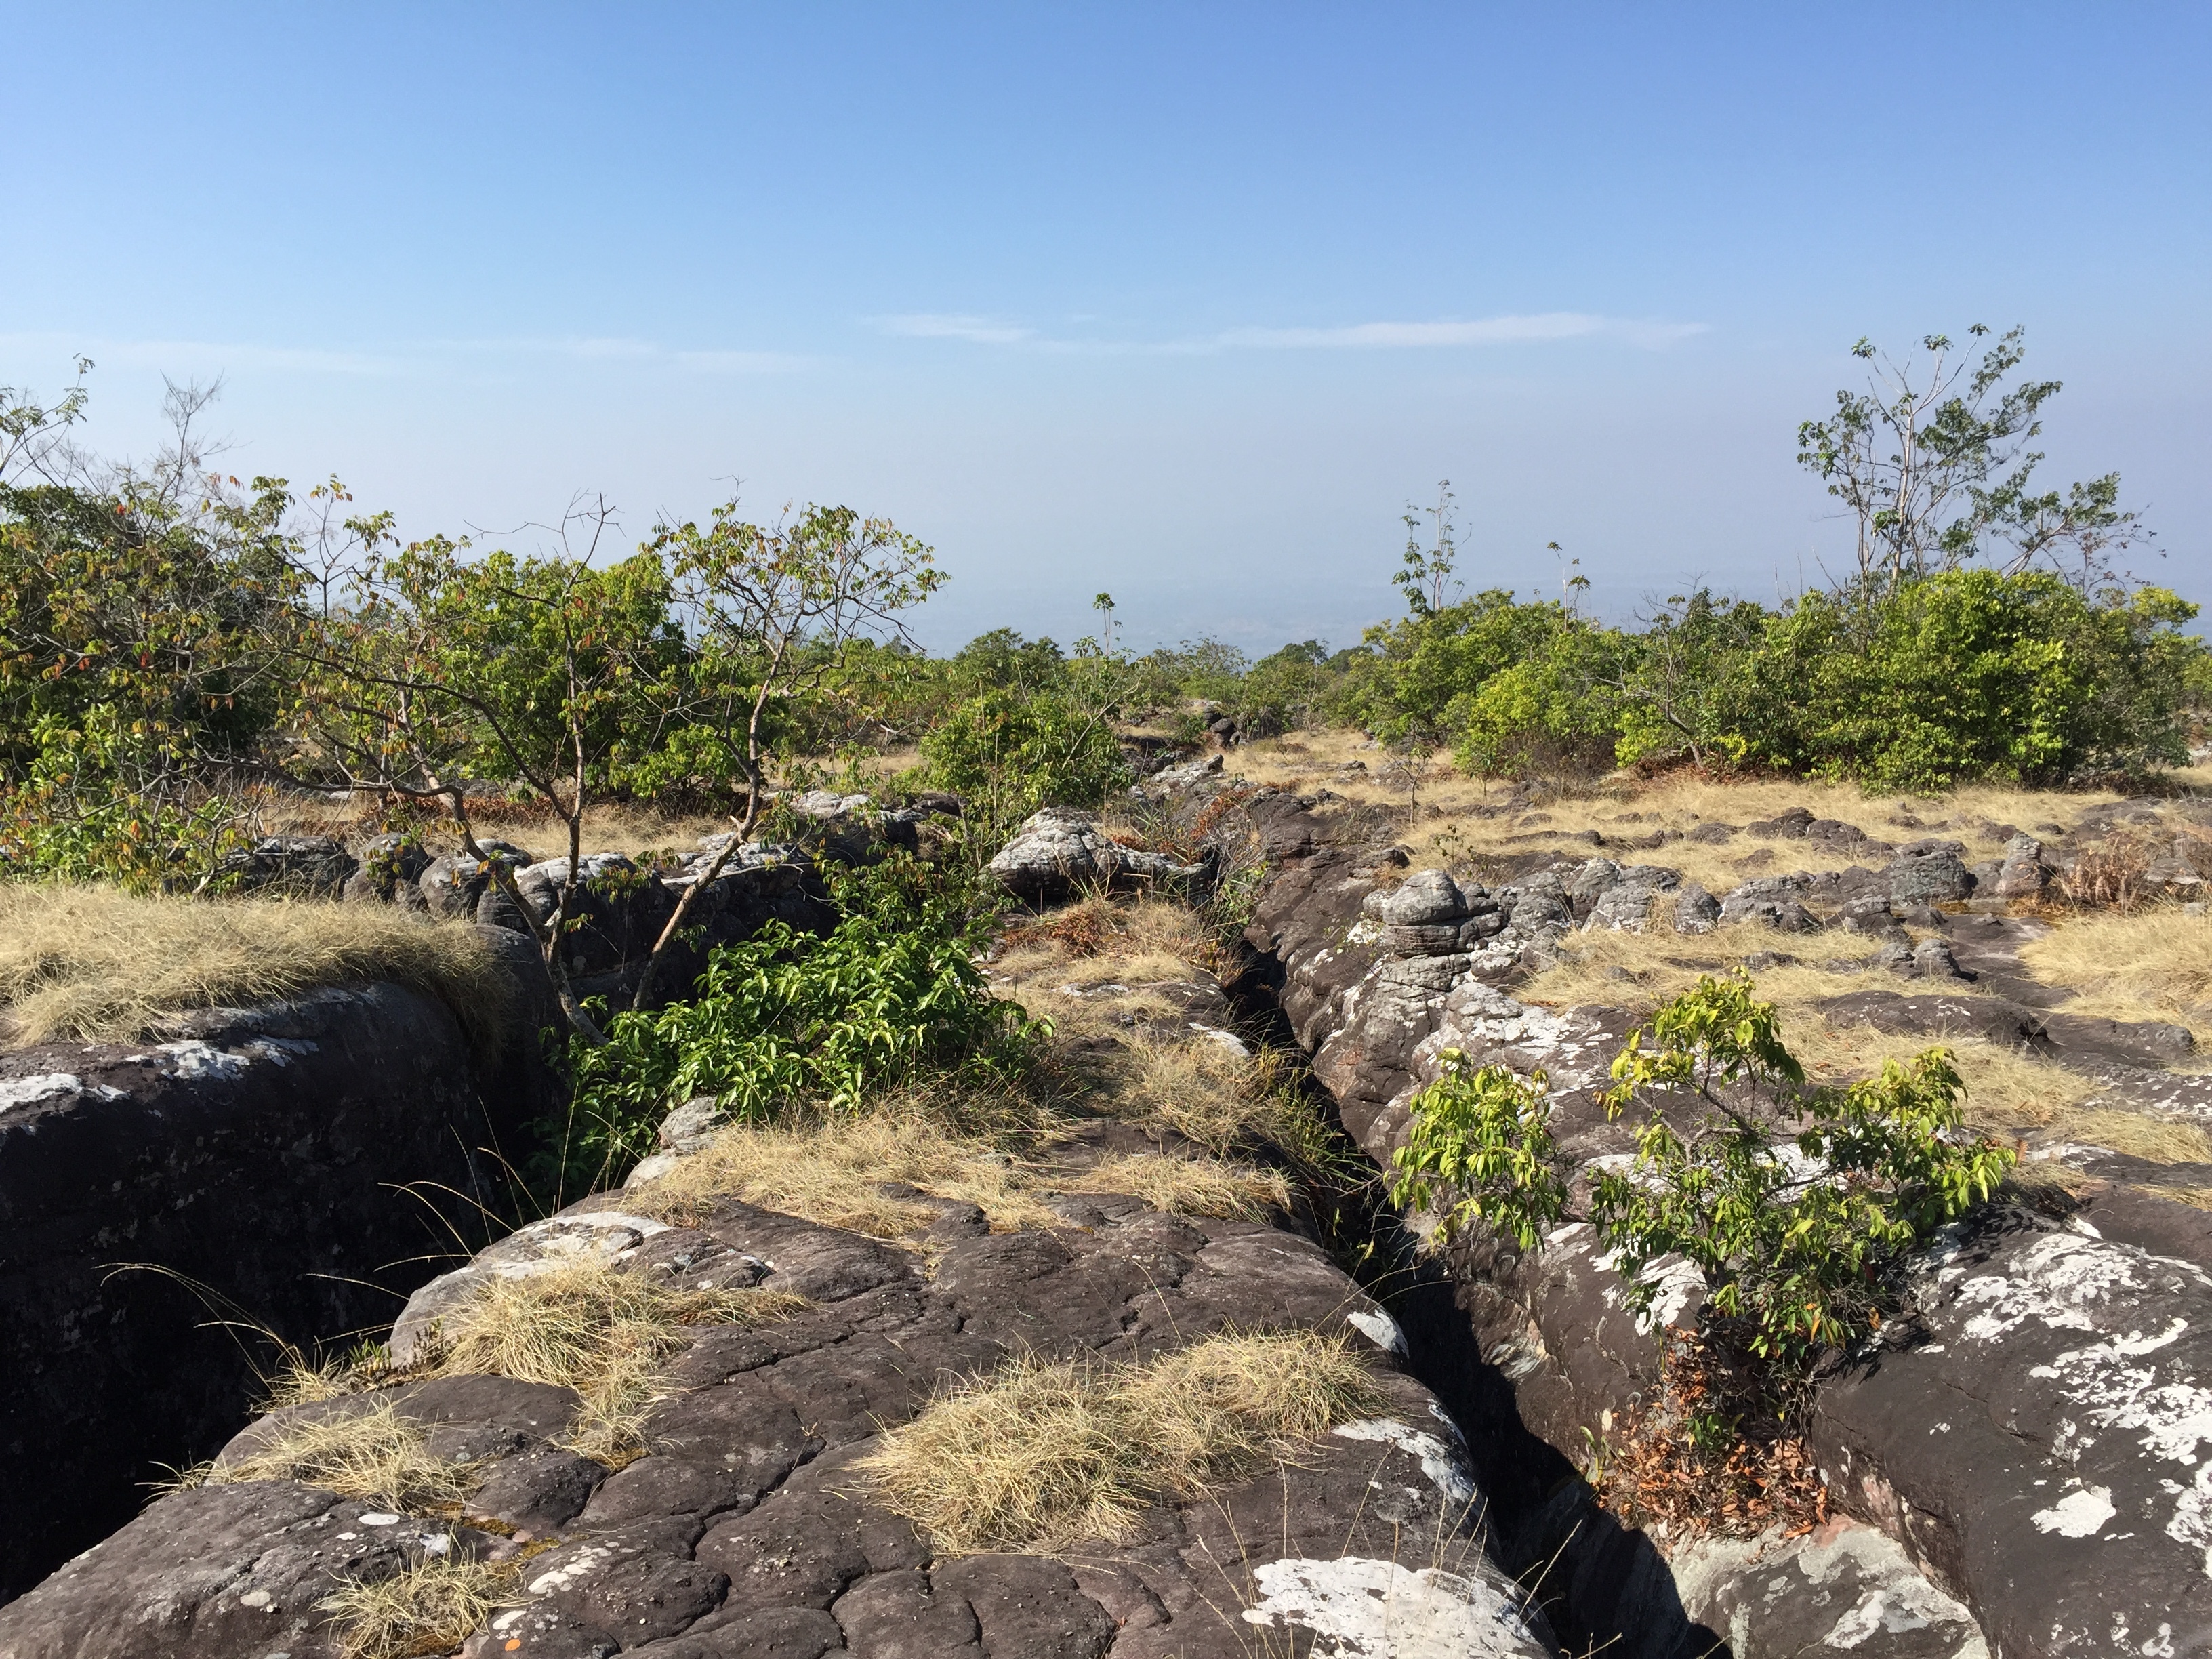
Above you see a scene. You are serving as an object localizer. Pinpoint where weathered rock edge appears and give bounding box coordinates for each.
[1231,788,2212,1659]
[0,1187,1563,1659]
[0,926,557,1603]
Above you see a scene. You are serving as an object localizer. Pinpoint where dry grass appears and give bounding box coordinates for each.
[1785,1019,2095,1133]
[319,1555,522,1659]
[1225,731,2140,886]
[628,1108,1065,1240]
[0,884,512,1052]
[1065,1152,1292,1218]
[2057,1109,2212,1165]
[2018,907,2212,1050]
[1523,922,1898,1015]
[425,1256,807,1462]
[199,1399,474,1513]
[863,1329,1388,1553]
[996,893,1208,988]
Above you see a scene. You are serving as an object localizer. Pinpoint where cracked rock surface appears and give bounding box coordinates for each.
[0,1190,1557,1659]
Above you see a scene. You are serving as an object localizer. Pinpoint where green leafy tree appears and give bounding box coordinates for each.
[632,501,941,1006]
[282,500,681,1031]
[1744,571,2199,790]
[1605,590,1771,771]
[1391,970,2015,1368]
[0,377,309,888]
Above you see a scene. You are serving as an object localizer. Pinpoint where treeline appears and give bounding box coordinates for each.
[1,326,2207,899]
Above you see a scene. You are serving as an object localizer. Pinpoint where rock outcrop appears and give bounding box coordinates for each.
[0,939,551,1601]
[1233,793,2212,1658]
[0,1190,1561,1658]
[987,808,1206,904]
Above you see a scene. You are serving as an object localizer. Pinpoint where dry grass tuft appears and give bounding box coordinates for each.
[319,1555,521,1659]
[428,1257,807,1462]
[2058,1110,2212,1166]
[628,1109,1063,1240]
[2018,907,2212,1050]
[996,894,1207,989]
[1525,923,1897,1014]
[863,1329,1387,1553]
[199,1399,474,1513]
[0,884,512,1052]
[1066,1152,1291,1218]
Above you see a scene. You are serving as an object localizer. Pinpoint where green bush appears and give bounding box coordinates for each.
[1744,572,2200,791]
[1391,970,2015,1368]
[920,685,1131,834]
[555,860,1043,1193]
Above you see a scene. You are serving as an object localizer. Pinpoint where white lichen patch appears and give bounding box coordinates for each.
[0,1072,122,1112]
[1240,1556,1547,1658]
[1953,1234,2211,1345]
[152,1040,252,1081]
[2031,1485,2117,1538]
[1332,1418,1477,1507]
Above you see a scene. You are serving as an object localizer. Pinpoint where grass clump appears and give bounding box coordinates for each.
[426,1257,808,1463]
[629,1107,1063,1239]
[560,859,1046,1195]
[319,1555,521,1659]
[0,883,511,1051]
[863,1329,1387,1553]
[198,1399,473,1513]
[1067,1152,1290,1219]
[2019,905,2212,1051]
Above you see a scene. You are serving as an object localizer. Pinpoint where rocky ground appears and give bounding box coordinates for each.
[1200,748,2212,1659]
[0,858,1563,1658]
[7,752,2211,1658]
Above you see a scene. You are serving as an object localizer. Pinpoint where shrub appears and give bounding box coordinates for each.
[920,684,1130,832]
[1391,970,2015,1367]
[558,865,1045,1191]
[1746,572,2200,791]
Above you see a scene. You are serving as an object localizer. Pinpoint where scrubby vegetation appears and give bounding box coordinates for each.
[1393,970,2016,1366]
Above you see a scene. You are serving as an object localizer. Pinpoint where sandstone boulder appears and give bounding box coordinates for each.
[987,808,1205,904]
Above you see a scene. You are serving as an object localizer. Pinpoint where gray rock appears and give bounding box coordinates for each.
[417,841,534,918]
[985,808,1204,903]
[1719,878,1822,933]
[216,834,357,897]
[1909,937,1968,981]
[1150,752,1225,791]
[659,1094,728,1153]
[1813,1222,2212,1656]
[1566,857,1622,918]
[1887,838,1974,905]
[1380,868,1468,927]
[1585,867,1682,933]
[1670,881,1720,934]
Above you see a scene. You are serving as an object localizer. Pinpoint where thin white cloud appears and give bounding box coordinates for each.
[875,310,1708,355]
[874,313,1038,344]
[1220,312,1707,350]
[0,331,814,380]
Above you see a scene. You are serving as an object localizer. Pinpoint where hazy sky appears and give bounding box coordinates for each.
[5,3,2207,653]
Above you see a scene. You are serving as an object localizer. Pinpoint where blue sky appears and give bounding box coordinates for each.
[5,2,2207,652]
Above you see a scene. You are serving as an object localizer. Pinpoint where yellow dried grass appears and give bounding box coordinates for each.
[626,1110,1063,1240]
[0,883,511,1051]
[426,1256,806,1463]
[863,1329,1387,1553]
[1066,1152,1291,1219]
[2018,907,2212,1051]
[198,1399,471,1513]
[319,1555,522,1659]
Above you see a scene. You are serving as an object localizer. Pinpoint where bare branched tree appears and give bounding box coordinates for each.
[1797,325,2152,600]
